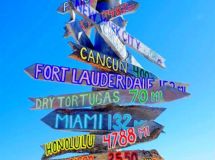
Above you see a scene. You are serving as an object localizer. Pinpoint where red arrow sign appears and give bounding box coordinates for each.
[52,150,164,160]
[41,121,163,159]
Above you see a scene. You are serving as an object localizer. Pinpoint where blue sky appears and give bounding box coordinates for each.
[0,0,215,159]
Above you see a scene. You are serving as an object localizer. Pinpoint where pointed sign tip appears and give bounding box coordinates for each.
[30,107,37,110]
[68,41,78,50]
[24,64,37,78]
[41,116,45,123]
[28,97,34,102]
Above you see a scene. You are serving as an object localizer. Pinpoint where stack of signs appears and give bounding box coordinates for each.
[25,0,191,159]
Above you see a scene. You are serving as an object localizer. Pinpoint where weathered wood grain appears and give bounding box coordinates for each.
[29,85,189,110]
[68,42,158,79]
[58,0,138,30]
[41,121,164,159]
[53,150,164,160]
[25,63,188,91]
[41,105,166,133]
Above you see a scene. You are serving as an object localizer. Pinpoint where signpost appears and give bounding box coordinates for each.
[53,150,164,160]
[41,105,165,132]
[25,0,191,159]
[41,121,163,159]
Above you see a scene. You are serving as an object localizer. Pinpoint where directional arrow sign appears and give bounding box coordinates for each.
[58,0,138,30]
[69,42,158,79]
[41,105,165,132]
[64,32,145,72]
[65,30,145,72]
[69,0,166,68]
[29,86,189,110]
[41,121,163,159]
[58,0,138,17]
[53,150,164,160]
[25,63,189,91]
[78,0,139,31]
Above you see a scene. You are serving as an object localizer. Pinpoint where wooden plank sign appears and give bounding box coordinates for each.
[25,63,189,92]
[79,0,139,31]
[65,19,94,49]
[41,121,163,159]
[29,86,189,110]
[58,0,138,16]
[58,0,138,30]
[66,34,145,73]
[68,42,158,79]
[69,0,166,68]
[41,105,166,132]
[53,150,164,160]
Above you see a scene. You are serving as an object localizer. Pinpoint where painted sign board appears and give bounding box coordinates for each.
[25,63,189,92]
[66,36,145,73]
[69,0,166,68]
[29,86,189,110]
[79,0,139,31]
[58,0,138,30]
[41,121,163,159]
[63,1,134,37]
[69,42,158,79]
[53,150,164,160]
[41,105,165,132]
